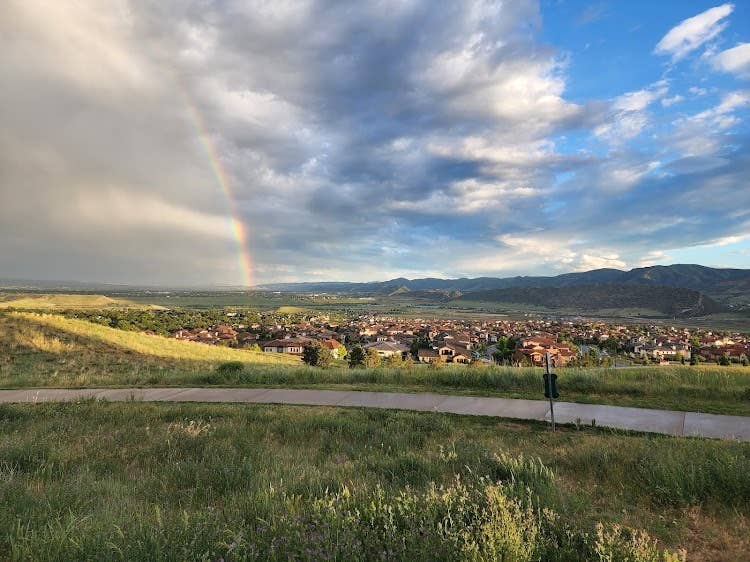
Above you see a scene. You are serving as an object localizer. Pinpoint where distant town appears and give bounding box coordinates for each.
[164,312,747,367]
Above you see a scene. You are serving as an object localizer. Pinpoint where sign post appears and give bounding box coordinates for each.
[543,352,559,431]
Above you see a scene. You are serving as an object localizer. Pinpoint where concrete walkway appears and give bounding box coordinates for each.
[1,388,749,441]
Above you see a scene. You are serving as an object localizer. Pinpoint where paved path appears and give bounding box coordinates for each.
[1,388,749,441]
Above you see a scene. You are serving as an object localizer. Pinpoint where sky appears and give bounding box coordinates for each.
[1,0,749,286]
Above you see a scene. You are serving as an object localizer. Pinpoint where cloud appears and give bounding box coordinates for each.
[661,95,684,107]
[713,43,750,79]
[0,0,749,284]
[669,91,750,156]
[654,3,734,61]
[594,82,668,143]
[638,251,671,267]
[613,85,668,112]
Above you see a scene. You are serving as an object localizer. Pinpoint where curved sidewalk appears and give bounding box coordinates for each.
[1,387,749,441]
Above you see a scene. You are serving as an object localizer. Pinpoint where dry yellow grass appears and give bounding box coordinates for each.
[11,312,299,365]
[0,293,162,310]
[14,328,77,354]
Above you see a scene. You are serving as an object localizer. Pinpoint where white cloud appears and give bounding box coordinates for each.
[670,90,750,156]
[613,85,668,112]
[638,250,671,267]
[574,254,627,271]
[713,43,750,79]
[661,95,684,107]
[595,83,668,143]
[655,3,734,61]
[470,233,628,273]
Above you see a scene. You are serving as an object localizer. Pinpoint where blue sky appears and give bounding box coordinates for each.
[1,1,749,285]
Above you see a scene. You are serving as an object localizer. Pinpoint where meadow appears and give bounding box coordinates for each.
[0,293,160,310]
[2,312,749,415]
[2,399,748,560]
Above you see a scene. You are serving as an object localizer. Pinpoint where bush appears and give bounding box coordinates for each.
[215,361,245,377]
[595,524,686,562]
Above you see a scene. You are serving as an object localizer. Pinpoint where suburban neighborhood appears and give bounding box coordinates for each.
[165,310,750,367]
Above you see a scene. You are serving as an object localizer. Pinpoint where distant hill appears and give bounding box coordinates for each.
[257,264,750,306]
[453,284,724,317]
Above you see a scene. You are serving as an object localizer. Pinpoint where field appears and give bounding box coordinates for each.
[2,312,750,416]
[1,400,748,560]
[0,293,160,310]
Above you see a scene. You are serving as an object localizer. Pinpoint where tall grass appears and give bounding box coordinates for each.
[0,401,706,561]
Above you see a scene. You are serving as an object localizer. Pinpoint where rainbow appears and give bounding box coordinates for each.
[183,100,254,288]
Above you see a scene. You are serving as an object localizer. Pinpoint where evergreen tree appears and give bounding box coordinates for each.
[348,344,365,368]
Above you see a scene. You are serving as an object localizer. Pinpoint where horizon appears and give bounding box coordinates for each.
[1,1,749,285]
[2,262,748,290]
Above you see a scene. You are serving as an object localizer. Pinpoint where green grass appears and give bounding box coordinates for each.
[2,311,750,415]
[3,400,748,560]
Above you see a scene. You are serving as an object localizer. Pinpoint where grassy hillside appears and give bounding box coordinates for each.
[3,400,748,560]
[2,312,749,415]
[0,292,160,310]
[0,312,299,387]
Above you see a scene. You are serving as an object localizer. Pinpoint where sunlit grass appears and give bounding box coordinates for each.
[0,293,160,310]
[4,400,746,560]
[10,312,298,365]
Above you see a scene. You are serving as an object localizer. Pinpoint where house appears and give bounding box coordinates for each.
[319,338,345,359]
[364,341,408,358]
[417,348,439,363]
[512,337,576,367]
[436,344,473,364]
[645,343,690,361]
[262,338,311,355]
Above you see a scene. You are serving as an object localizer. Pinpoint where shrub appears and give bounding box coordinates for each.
[595,523,686,562]
[215,361,245,377]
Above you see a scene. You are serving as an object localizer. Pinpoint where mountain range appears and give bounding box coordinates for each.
[257,264,750,311]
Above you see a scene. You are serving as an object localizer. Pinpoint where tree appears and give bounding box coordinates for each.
[317,346,334,368]
[348,344,365,368]
[302,343,320,366]
[302,343,332,367]
[492,336,515,365]
[409,336,431,359]
[387,352,411,369]
[365,348,381,368]
[719,354,731,366]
